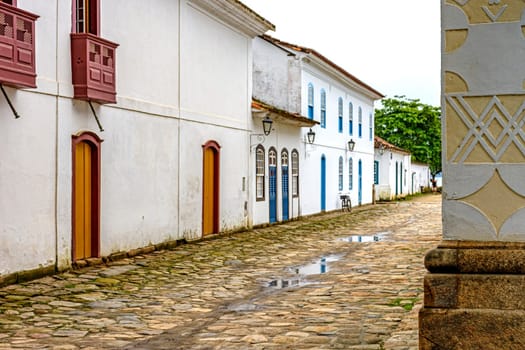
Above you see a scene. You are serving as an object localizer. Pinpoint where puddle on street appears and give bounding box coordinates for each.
[340,231,389,243]
[267,278,302,289]
[290,255,342,276]
[267,255,343,289]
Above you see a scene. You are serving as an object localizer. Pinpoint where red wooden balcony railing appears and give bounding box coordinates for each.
[0,3,38,88]
[71,33,118,104]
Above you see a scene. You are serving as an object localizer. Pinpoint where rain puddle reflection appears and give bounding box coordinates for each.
[340,231,389,243]
[267,255,343,289]
[290,255,342,275]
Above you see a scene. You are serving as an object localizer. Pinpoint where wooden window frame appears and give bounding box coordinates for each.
[320,89,326,128]
[349,102,353,136]
[307,83,314,119]
[291,149,299,198]
[358,106,363,138]
[338,97,343,133]
[256,145,265,201]
[369,113,373,141]
[73,0,99,35]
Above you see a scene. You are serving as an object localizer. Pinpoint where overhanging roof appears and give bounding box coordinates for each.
[188,0,275,37]
[375,136,411,155]
[252,99,319,127]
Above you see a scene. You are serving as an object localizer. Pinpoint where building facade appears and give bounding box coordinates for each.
[252,35,383,223]
[373,136,413,200]
[0,0,273,280]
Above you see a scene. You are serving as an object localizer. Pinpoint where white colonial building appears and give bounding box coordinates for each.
[374,136,430,200]
[411,161,432,193]
[0,0,273,282]
[252,35,383,224]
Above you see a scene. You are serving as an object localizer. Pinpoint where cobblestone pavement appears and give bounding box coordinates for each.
[0,195,442,350]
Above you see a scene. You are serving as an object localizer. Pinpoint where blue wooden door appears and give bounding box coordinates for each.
[395,162,399,196]
[321,155,326,211]
[358,159,363,205]
[281,150,289,221]
[281,166,289,220]
[269,148,277,223]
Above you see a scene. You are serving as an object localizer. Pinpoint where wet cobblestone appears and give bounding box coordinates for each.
[0,195,441,349]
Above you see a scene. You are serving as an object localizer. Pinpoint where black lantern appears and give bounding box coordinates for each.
[307,128,315,144]
[262,116,273,136]
[348,139,355,152]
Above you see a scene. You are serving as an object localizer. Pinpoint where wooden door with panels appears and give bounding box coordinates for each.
[72,132,101,261]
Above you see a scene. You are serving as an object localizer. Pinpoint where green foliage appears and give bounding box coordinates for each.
[375,96,442,177]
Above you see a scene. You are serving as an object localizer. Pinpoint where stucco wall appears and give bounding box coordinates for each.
[253,37,292,111]
[251,123,303,226]
[300,68,376,213]
[0,90,57,275]
[1,0,260,275]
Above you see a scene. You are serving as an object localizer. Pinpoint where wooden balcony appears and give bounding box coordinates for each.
[0,3,38,88]
[71,33,118,104]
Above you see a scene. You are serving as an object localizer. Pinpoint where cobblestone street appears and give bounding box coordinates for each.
[0,195,441,349]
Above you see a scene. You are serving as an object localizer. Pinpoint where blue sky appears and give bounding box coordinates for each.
[242,0,441,107]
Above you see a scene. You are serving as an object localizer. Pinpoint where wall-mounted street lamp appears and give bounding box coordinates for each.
[347,139,355,152]
[262,116,273,136]
[379,144,386,155]
[307,128,315,144]
[250,116,274,149]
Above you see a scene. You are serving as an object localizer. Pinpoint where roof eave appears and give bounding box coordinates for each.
[188,0,275,37]
[252,99,319,128]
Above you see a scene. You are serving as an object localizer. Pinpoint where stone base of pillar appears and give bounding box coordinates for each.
[419,241,525,349]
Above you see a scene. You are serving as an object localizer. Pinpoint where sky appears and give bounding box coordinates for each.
[241,0,441,107]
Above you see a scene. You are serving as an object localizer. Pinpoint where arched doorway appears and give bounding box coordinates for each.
[358,159,363,205]
[202,141,220,236]
[395,161,399,196]
[321,155,326,211]
[281,149,289,221]
[268,147,277,223]
[72,131,102,261]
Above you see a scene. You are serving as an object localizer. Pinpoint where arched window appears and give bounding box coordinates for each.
[255,145,265,201]
[369,112,373,141]
[338,97,343,133]
[307,83,314,119]
[281,149,289,166]
[348,102,353,136]
[269,148,277,166]
[348,157,353,190]
[320,89,326,128]
[292,149,299,197]
[338,156,344,191]
[358,106,363,138]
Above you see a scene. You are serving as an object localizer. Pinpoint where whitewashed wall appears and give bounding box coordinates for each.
[253,38,294,111]
[0,1,59,275]
[1,0,262,275]
[300,68,376,214]
[251,123,303,226]
[412,162,431,193]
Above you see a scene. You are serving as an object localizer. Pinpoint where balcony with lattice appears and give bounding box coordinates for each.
[71,33,118,104]
[0,3,38,88]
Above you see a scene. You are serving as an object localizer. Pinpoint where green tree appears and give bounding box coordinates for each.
[375,95,441,178]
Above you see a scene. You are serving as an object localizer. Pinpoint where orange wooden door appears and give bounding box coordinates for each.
[74,141,92,260]
[203,147,215,235]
